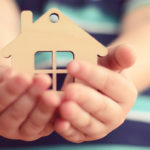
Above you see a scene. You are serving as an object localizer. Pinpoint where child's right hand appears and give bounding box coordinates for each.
[0,66,60,141]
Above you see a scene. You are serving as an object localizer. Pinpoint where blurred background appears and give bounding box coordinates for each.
[1,0,150,149]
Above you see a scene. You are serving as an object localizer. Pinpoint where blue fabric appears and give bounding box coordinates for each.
[17,0,126,16]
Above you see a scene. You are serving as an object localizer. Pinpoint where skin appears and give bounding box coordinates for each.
[0,0,20,49]
[54,45,137,143]
[112,6,150,92]
[0,0,61,141]
[54,5,150,143]
[0,66,61,141]
[0,0,149,143]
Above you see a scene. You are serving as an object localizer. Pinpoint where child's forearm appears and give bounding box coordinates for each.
[109,6,150,92]
[0,0,20,49]
[0,0,20,67]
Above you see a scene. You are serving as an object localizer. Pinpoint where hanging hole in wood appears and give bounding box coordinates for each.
[50,13,59,23]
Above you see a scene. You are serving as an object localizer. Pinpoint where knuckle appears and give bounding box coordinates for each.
[65,83,91,106]
[27,120,43,132]
[10,107,25,121]
[98,98,108,113]
[21,124,40,136]
[83,117,93,129]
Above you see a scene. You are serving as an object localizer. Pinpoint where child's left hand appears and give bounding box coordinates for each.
[54,44,137,143]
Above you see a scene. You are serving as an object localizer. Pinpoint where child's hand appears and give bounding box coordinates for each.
[0,66,60,141]
[54,45,137,143]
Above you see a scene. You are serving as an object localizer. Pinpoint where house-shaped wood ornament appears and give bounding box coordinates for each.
[0,8,108,90]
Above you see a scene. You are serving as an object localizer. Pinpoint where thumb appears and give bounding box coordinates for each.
[98,44,136,71]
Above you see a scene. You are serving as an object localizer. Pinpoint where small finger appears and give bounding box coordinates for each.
[64,83,126,125]
[0,75,51,134]
[29,74,51,96]
[0,73,31,112]
[59,101,107,138]
[20,91,60,136]
[67,60,137,103]
[54,118,85,143]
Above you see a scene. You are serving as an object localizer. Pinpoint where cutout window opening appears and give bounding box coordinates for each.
[35,51,53,70]
[56,51,74,69]
[34,51,74,90]
[56,51,74,90]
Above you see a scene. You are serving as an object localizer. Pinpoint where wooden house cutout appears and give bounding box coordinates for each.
[0,8,108,90]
